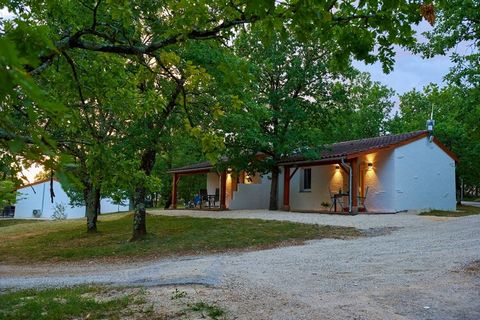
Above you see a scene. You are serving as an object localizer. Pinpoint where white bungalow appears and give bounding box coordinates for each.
[169,130,458,213]
[14,179,129,220]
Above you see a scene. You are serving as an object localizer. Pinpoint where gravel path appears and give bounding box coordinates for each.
[463,201,480,207]
[1,210,479,319]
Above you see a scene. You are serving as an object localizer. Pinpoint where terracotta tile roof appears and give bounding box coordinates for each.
[168,161,214,174]
[17,178,59,190]
[278,130,428,164]
[169,130,453,173]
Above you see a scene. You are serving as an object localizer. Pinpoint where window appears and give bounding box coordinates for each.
[301,168,312,192]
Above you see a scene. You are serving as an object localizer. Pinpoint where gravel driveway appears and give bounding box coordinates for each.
[1,210,479,320]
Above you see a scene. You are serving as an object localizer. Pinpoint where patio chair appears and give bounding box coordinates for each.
[358,186,369,212]
[328,188,335,211]
[199,189,208,207]
[337,194,346,212]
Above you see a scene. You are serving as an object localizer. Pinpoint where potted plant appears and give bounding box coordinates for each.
[321,201,330,210]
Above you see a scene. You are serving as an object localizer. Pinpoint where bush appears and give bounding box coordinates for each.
[52,202,67,220]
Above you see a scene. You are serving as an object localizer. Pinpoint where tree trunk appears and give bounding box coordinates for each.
[131,186,147,241]
[131,149,156,241]
[269,166,279,210]
[85,185,99,233]
[95,188,101,216]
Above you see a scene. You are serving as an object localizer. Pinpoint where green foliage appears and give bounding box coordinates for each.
[171,288,188,300]
[189,301,226,320]
[222,27,394,174]
[51,202,67,220]
[0,180,17,206]
[321,71,395,143]
[418,0,479,58]
[415,0,479,95]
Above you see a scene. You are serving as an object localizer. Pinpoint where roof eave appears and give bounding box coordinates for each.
[168,167,214,174]
[278,157,346,167]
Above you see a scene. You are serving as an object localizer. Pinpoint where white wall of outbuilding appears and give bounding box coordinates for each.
[14,180,129,220]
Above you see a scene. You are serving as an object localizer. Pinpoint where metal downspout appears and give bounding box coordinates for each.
[341,158,352,213]
[41,182,46,214]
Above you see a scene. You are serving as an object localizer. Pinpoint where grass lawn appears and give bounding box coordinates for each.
[0,285,229,320]
[0,286,146,320]
[419,205,480,217]
[0,219,41,228]
[0,213,361,264]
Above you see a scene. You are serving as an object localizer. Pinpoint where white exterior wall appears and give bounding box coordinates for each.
[393,137,456,211]
[206,173,220,195]
[359,149,397,212]
[14,180,129,220]
[288,165,348,211]
[100,198,129,214]
[229,174,271,209]
[15,181,85,219]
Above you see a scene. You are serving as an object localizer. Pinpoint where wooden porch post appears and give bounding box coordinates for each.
[220,171,227,210]
[283,166,291,211]
[171,173,179,209]
[350,158,359,213]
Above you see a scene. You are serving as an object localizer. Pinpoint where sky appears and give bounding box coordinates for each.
[353,53,452,96]
[353,20,453,97]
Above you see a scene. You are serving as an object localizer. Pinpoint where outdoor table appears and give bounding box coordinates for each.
[333,193,349,212]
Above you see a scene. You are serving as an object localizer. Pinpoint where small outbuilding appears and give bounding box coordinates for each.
[14,179,129,220]
[169,130,458,213]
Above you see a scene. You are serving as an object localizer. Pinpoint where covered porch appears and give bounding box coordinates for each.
[280,155,374,214]
[169,162,263,210]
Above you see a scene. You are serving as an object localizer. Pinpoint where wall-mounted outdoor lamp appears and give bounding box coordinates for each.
[367,162,373,170]
[335,165,340,170]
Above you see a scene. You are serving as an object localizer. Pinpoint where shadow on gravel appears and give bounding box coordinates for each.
[462,260,480,276]
[361,227,402,237]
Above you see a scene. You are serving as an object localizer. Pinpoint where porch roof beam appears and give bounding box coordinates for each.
[168,168,212,175]
[279,157,345,167]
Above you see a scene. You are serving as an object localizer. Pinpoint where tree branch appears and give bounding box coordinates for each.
[92,0,102,31]
[0,129,92,146]
[62,52,86,105]
[29,15,257,75]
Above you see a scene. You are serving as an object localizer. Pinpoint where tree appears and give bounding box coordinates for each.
[405,0,480,198]
[222,26,398,209]
[388,84,480,199]
[417,1,479,65]
[1,0,431,235]
[0,180,16,207]
[221,28,339,209]
[320,71,395,143]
